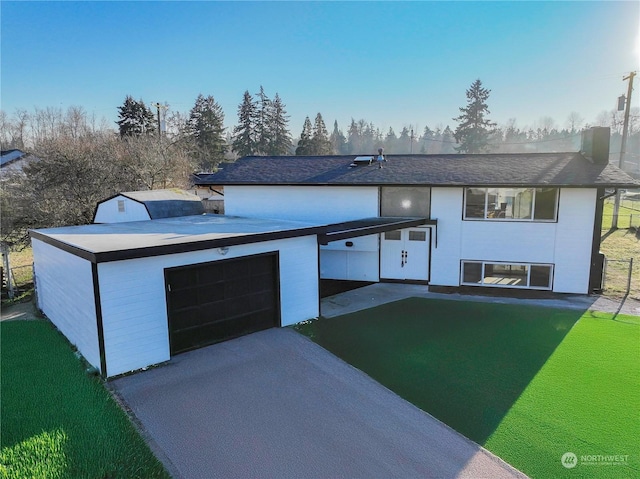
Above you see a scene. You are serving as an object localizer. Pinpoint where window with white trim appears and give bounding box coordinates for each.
[461,261,553,290]
[117,199,126,213]
[463,187,558,221]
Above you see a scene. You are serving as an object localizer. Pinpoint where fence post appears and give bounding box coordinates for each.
[602,257,608,291]
[627,258,634,296]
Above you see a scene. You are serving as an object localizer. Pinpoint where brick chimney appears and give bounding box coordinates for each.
[580,126,610,164]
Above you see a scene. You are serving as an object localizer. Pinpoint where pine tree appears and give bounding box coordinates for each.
[441,125,457,154]
[311,113,332,155]
[329,120,347,154]
[232,91,258,157]
[420,126,434,154]
[267,93,292,155]
[453,79,497,153]
[255,86,271,155]
[116,95,155,137]
[398,127,411,154]
[295,117,313,155]
[385,127,397,153]
[187,94,226,171]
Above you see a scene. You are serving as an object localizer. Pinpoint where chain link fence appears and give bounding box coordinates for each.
[1,264,34,299]
[602,257,635,298]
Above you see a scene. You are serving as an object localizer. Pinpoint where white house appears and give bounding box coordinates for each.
[194,127,638,294]
[31,127,639,378]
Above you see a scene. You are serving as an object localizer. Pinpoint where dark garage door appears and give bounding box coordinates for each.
[165,252,280,355]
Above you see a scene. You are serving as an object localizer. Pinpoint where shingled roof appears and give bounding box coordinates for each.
[119,189,204,219]
[194,153,639,188]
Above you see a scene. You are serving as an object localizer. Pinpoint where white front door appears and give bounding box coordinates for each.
[380,227,431,281]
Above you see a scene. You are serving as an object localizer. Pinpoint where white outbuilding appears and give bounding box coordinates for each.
[93,189,204,223]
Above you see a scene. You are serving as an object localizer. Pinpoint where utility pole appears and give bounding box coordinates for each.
[152,102,168,139]
[612,71,636,229]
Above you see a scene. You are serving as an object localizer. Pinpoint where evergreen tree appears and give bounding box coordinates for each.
[116,95,155,137]
[295,117,313,155]
[266,93,292,155]
[346,118,361,154]
[398,127,411,153]
[311,113,332,154]
[453,79,497,153]
[384,127,398,154]
[255,86,272,155]
[187,94,226,171]
[419,126,434,154]
[232,91,258,157]
[441,125,457,154]
[329,120,347,154]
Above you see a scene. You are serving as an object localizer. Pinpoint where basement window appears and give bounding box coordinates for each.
[463,187,558,221]
[461,261,553,290]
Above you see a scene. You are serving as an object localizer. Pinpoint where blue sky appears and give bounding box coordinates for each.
[2,1,639,136]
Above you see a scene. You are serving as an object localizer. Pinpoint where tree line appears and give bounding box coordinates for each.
[3,79,638,161]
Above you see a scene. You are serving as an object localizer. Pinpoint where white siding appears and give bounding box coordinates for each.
[97,236,318,377]
[225,185,380,281]
[461,222,557,262]
[430,187,596,293]
[320,234,379,281]
[553,189,596,293]
[32,239,101,371]
[224,185,379,222]
[94,195,150,223]
[430,188,463,286]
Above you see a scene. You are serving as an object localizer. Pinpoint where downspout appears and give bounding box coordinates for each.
[589,187,606,293]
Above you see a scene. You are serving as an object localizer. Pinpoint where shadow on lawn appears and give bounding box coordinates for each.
[295,297,583,444]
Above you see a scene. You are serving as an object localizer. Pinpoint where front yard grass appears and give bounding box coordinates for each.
[0,320,169,479]
[295,298,639,478]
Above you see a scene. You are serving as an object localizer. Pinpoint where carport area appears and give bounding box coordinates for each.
[110,328,524,479]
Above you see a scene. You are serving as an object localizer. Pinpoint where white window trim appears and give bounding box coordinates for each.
[463,187,558,222]
[460,260,554,290]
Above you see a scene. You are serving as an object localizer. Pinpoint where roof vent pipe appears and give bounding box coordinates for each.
[580,127,610,164]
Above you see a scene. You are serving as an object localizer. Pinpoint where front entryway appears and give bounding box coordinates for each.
[165,252,280,355]
[380,227,431,281]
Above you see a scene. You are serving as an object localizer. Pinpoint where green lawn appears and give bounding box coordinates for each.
[0,320,170,479]
[295,298,640,478]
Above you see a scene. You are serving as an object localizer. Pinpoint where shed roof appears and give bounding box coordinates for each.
[113,189,204,218]
[194,153,639,188]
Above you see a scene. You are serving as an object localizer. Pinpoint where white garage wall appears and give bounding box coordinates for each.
[94,196,150,223]
[97,235,319,377]
[32,239,101,372]
[553,188,596,293]
[224,185,379,222]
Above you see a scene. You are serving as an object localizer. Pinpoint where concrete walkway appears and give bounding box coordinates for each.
[321,283,640,318]
[111,328,526,479]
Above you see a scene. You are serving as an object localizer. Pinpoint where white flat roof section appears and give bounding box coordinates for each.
[31,215,325,263]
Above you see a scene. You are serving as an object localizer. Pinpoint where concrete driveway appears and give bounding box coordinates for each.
[111,328,525,479]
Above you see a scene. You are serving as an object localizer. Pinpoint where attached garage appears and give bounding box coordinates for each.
[31,215,322,378]
[166,253,280,354]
